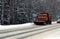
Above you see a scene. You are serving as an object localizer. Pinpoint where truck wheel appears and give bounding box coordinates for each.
[46,21,48,24]
[44,22,46,25]
[49,20,51,24]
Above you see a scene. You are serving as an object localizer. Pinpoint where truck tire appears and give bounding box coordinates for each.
[46,21,48,24]
[44,22,47,25]
[48,20,51,24]
[46,20,51,24]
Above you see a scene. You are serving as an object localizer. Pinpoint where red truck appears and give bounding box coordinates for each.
[34,12,52,25]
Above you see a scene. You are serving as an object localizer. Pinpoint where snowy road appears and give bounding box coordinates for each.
[0,22,60,39]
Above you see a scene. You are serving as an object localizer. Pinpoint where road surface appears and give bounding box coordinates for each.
[0,22,60,39]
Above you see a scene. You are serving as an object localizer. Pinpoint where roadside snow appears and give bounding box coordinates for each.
[0,23,33,30]
[0,21,57,30]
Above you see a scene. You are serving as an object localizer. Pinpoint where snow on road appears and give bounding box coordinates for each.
[25,26,60,39]
[2,22,59,39]
[43,28,60,39]
[0,21,57,30]
[0,21,59,39]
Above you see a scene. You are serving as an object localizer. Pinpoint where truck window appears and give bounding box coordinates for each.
[38,14,47,18]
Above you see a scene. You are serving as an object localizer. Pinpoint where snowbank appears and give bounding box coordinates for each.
[0,23,33,30]
[0,21,57,30]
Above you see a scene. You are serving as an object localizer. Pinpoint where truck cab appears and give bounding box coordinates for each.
[34,13,52,25]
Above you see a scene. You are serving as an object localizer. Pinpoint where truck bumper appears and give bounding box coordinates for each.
[34,21,45,25]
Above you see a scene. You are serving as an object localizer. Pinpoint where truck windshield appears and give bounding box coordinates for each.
[38,14,47,18]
